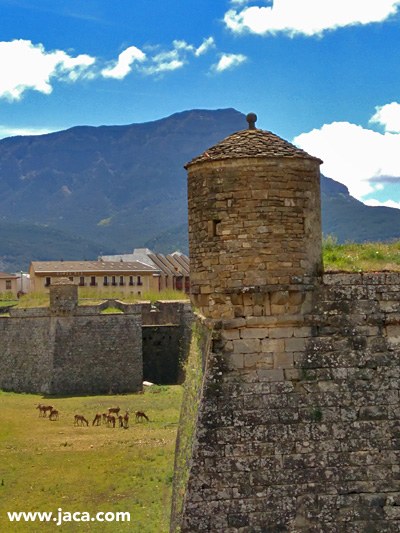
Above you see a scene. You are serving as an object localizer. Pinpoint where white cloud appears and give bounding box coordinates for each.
[0,39,95,100]
[195,37,215,56]
[370,102,400,133]
[224,0,400,37]
[101,46,146,79]
[0,125,56,140]
[364,198,400,209]
[211,53,247,73]
[142,47,185,75]
[102,38,215,79]
[294,120,400,207]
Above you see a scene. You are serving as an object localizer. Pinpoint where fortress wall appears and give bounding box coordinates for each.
[0,300,193,395]
[142,301,194,384]
[170,317,213,533]
[0,315,55,393]
[177,272,400,532]
[0,311,142,395]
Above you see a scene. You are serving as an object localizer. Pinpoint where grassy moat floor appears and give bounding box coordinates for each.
[0,386,183,532]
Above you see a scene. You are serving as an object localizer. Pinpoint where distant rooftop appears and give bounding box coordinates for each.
[30,260,159,274]
[0,271,18,279]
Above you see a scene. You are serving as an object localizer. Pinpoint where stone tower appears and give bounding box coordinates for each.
[186,113,323,319]
[49,277,78,315]
[174,114,400,532]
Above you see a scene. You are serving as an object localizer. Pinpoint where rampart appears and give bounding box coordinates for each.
[0,298,192,395]
[174,273,400,531]
[172,116,400,531]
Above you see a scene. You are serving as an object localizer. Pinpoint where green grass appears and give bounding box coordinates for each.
[16,289,188,309]
[0,387,183,532]
[0,301,17,308]
[323,236,400,272]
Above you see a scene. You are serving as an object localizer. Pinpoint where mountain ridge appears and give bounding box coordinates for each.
[0,108,398,272]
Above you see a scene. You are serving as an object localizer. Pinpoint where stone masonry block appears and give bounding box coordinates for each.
[269,327,294,339]
[228,353,245,369]
[273,352,294,369]
[285,337,306,352]
[261,338,285,353]
[220,329,241,341]
[240,328,269,339]
[233,339,261,353]
[256,369,285,382]
[244,353,274,369]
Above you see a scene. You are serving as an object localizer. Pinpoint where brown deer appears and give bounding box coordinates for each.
[135,410,149,423]
[92,413,101,426]
[49,409,59,421]
[117,415,124,428]
[102,413,108,424]
[106,414,116,428]
[36,404,53,417]
[74,414,89,426]
[123,411,130,429]
[108,406,120,416]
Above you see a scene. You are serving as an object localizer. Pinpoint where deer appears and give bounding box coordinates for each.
[36,404,53,417]
[49,409,59,421]
[102,413,108,424]
[74,414,89,426]
[106,414,116,428]
[123,411,130,429]
[108,406,120,416]
[135,410,149,423]
[92,413,101,426]
[117,415,124,428]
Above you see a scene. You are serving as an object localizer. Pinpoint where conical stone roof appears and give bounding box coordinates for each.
[185,128,322,168]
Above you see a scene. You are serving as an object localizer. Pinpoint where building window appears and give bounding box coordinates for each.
[129,276,134,286]
[103,276,108,286]
[6,280,11,290]
[90,276,96,287]
[45,277,51,287]
[68,276,74,282]
[112,276,117,286]
[79,277,85,287]
[119,276,124,286]
[137,276,142,286]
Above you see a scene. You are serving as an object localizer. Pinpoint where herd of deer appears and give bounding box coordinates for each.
[36,403,150,427]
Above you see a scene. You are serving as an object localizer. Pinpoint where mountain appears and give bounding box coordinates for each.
[0,222,115,273]
[0,108,399,271]
[0,108,245,272]
[321,175,400,243]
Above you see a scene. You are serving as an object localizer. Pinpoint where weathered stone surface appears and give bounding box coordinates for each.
[176,122,400,532]
[0,300,193,394]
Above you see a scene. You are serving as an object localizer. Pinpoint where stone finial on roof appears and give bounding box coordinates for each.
[246,112,257,130]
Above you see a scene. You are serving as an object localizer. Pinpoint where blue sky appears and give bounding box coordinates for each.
[1,0,400,208]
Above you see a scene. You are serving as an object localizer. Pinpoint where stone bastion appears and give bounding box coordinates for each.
[171,115,400,532]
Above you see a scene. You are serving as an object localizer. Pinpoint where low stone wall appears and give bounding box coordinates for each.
[175,273,400,531]
[0,309,142,395]
[0,299,193,395]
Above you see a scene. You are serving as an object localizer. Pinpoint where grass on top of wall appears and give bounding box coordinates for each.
[0,386,183,533]
[15,289,188,308]
[323,236,400,272]
[16,291,50,308]
[79,289,189,305]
